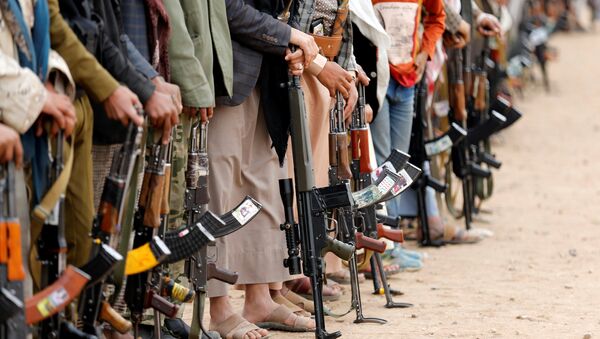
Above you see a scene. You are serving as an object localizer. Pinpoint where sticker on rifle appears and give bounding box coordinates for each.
[371,161,396,181]
[391,170,412,195]
[178,228,190,238]
[377,175,396,195]
[352,186,380,209]
[36,287,68,317]
[425,135,453,156]
[232,200,260,225]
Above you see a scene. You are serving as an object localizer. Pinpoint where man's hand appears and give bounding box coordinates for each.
[414,51,428,83]
[288,28,319,67]
[285,48,306,76]
[343,79,358,121]
[41,83,76,137]
[317,61,353,98]
[182,106,214,122]
[152,76,183,115]
[145,91,180,144]
[443,20,471,49]
[356,65,370,87]
[476,13,501,37]
[0,124,23,167]
[103,86,144,127]
[365,104,374,124]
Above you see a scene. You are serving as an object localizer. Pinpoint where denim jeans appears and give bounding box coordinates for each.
[370,78,415,218]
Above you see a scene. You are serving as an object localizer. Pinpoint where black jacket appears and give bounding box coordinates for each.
[59,0,155,144]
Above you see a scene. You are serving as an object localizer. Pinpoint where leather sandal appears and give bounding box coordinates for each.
[255,305,315,332]
[209,314,271,339]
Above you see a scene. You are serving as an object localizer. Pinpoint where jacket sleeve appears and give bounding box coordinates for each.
[121,34,159,80]
[48,0,118,103]
[0,51,46,133]
[225,0,291,55]
[421,0,446,59]
[163,1,214,107]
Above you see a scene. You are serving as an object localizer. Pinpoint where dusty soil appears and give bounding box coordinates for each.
[189,31,600,338]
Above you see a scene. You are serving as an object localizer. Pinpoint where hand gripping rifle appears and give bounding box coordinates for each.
[0,162,26,339]
[348,89,414,309]
[78,114,143,337]
[282,63,357,339]
[31,131,92,338]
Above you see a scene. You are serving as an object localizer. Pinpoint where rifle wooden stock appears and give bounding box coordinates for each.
[354,232,386,253]
[161,164,172,215]
[145,289,178,318]
[99,301,132,334]
[352,129,373,173]
[376,224,404,243]
[7,219,24,281]
[337,134,352,180]
[25,266,90,324]
[163,276,194,303]
[138,172,151,209]
[97,179,124,235]
[207,263,238,285]
[142,172,165,228]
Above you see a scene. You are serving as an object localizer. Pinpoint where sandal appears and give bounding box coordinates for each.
[359,263,402,279]
[272,293,311,317]
[209,314,271,339]
[326,269,365,285]
[255,305,315,332]
[286,277,341,301]
[281,289,315,314]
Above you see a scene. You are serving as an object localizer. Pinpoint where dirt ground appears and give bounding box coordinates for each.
[188,31,600,338]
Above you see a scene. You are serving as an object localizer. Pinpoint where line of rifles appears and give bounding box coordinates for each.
[0,31,522,339]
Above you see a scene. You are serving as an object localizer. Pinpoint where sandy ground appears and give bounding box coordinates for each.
[187,31,600,338]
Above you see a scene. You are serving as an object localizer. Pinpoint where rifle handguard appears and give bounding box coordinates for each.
[322,236,354,261]
[143,172,165,228]
[163,276,194,303]
[336,134,352,180]
[376,223,404,243]
[25,266,90,324]
[145,289,178,318]
[207,263,239,285]
[355,232,387,253]
[124,236,171,275]
[99,301,132,334]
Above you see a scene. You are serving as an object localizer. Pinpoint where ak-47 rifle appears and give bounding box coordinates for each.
[33,131,92,338]
[408,79,465,246]
[348,91,416,307]
[124,138,175,338]
[183,117,263,339]
[78,114,143,337]
[0,162,26,339]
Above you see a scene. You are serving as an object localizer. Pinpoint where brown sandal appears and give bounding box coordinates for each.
[272,293,311,317]
[209,314,271,339]
[255,305,315,332]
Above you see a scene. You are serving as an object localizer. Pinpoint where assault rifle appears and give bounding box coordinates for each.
[78,114,143,337]
[0,162,26,339]
[125,138,174,337]
[33,131,93,338]
[282,66,358,339]
[408,79,465,246]
[326,86,386,324]
[183,118,263,339]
